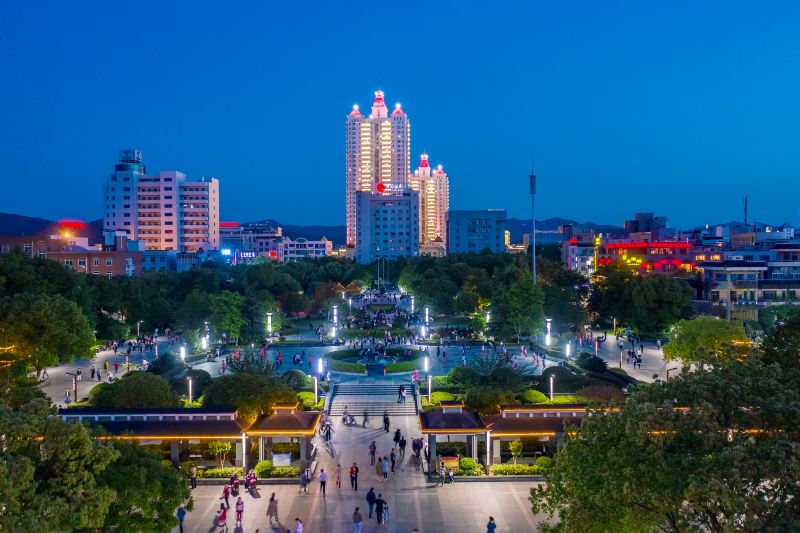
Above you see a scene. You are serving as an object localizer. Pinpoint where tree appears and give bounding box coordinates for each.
[629,275,694,333]
[0,292,95,375]
[208,441,233,468]
[588,264,635,325]
[664,316,751,365]
[90,372,178,408]
[210,290,247,343]
[203,373,296,423]
[509,441,523,464]
[97,441,191,531]
[530,359,800,532]
[761,309,800,369]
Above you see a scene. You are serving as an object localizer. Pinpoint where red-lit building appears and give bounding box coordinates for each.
[597,239,695,273]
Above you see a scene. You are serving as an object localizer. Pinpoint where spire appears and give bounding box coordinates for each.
[419,153,429,168]
[392,102,405,116]
[348,104,362,117]
[436,164,444,175]
[370,90,388,118]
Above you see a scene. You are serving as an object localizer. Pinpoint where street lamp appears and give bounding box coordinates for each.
[485,310,491,324]
[332,326,337,339]
[313,375,319,404]
[425,306,429,325]
[317,357,323,376]
[530,165,537,285]
[427,374,432,403]
[179,345,186,362]
[545,318,552,347]
[333,305,338,326]
[201,335,208,350]
[348,297,352,309]
[549,374,555,401]
[424,355,429,378]
[411,295,415,314]
[65,372,78,404]
[267,312,273,336]
[565,343,571,358]
[137,320,143,337]
[612,316,617,335]
[420,325,427,339]
[188,376,193,404]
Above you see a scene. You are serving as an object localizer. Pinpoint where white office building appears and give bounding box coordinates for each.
[356,190,419,264]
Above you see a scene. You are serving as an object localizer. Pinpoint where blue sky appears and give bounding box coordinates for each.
[1,1,799,228]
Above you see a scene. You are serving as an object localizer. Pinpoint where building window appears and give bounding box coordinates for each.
[78,259,86,267]
[106,273,113,279]
[37,251,46,258]
[106,258,113,266]
[93,258,99,266]
[65,260,73,268]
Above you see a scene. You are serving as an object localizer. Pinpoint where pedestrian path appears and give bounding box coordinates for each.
[329,380,417,417]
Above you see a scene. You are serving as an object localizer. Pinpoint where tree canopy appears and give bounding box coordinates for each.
[89,372,179,409]
[530,358,800,532]
[664,316,751,365]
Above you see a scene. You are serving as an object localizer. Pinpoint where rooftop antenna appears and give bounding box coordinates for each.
[529,159,537,285]
[743,195,749,226]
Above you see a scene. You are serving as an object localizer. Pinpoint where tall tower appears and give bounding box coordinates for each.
[345,90,411,247]
[410,153,449,255]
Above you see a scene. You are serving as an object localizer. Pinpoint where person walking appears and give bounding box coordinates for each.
[393,429,401,448]
[366,488,377,518]
[369,441,377,465]
[222,483,231,508]
[381,457,389,481]
[319,469,328,497]
[375,456,382,482]
[383,411,390,432]
[235,497,244,526]
[266,493,279,525]
[399,436,407,458]
[176,506,186,533]
[362,409,369,428]
[336,464,342,489]
[375,494,386,524]
[216,504,228,532]
[487,516,497,532]
[299,470,309,494]
[390,449,396,472]
[437,462,446,487]
[349,462,359,490]
[190,465,197,489]
[294,517,303,533]
[353,507,363,533]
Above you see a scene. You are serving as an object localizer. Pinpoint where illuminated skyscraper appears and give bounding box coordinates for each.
[410,153,449,256]
[345,90,410,247]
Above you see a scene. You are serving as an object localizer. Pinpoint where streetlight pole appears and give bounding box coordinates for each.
[66,372,78,404]
[188,376,193,404]
[549,374,554,401]
[529,165,537,285]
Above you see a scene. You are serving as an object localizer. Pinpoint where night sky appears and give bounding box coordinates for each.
[2,1,799,228]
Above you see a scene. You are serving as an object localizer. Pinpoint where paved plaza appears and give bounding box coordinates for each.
[175,412,547,532]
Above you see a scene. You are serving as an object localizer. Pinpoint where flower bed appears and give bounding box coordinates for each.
[490,464,543,475]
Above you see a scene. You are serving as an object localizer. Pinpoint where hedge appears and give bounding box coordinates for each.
[522,389,548,404]
[298,391,316,408]
[272,442,300,454]
[456,457,484,476]
[198,467,242,479]
[328,349,361,361]
[385,360,420,373]
[328,360,366,373]
[490,464,543,475]
[270,466,301,478]
[430,391,455,405]
[535,456,553,471]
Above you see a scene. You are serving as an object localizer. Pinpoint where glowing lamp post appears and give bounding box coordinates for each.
[485,311,491,324]
[201,335,208,350]
[425,306,429,325]
[420,325,427,340]
[317,357,323,376]
[348,297,352,309]
[267,312,273,336]
[565,343,571,358]
[411,295,415,314]
[342,291,346,300]
[549,374,555,401]
[424,355,429,378]
[137,320,143,337]
[545,318,552,347]
[428,374,432,403]
[179,345,186,363]
[333,305,338,326]
[314,375,319,404]
[188,376,193,404]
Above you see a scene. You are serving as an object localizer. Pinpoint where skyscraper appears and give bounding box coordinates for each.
[345,90,411,247]
[103,149,220,252]
[410,153,449,256]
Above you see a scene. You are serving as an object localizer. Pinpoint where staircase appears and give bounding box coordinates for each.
[329,381,417,417]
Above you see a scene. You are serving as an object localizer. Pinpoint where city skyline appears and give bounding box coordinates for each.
[2,2,800,227]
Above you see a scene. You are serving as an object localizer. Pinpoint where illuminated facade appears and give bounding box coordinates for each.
[103,150,220,252]
[409,153,449,255]
[355,190,420,264]
[345,91,411,247]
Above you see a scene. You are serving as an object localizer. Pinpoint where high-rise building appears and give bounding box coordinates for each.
[345,90,411,247]
[409,153,449,256]
[447,210,507,254]
[103,149,220,252]
[356,190,420,264]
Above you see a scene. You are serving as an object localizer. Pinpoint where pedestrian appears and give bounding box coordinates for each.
[216,504,227,532]
[375,493,386,524]
[353,506,363,533]
[336,464,342,489]
[383,411,390,432]
[397,385,403,403]
[362,409,369,428]
[438,462,446,487]
[319,468,328,497]
[375,456,382,481]
[399,436,407,458]
[266,493,279,525]
[176,505,186,533]
[235,497,244,526]
[366,487,376,518]
[299,470,308,494]
[390,449,396,472]
[90,367,95,379]
[369,441,377,465]
[222,483,231,508]
[294,517,303,533]
[190,465,197,489]
[487,516,497,532]
[381,457,389,480]
[393,428,401,447]
[350,462,359,490]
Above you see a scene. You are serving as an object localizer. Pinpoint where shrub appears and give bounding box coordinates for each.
[282,369,312,391]
[199,467,242,479]
[172,369,213,397]
[456,457,484,476]
[465,387,516,415]
[608,367,628,375]
[448,366,479,389]
[547,394,589,404]
[577,384,625,404]
[509,441,523,464]
[576,353,608,373]
[490,464,542,476]
[535,456,553,472]
[89,372,178,408]
[522,389,548,404]
[209,441,232,468]
[430,391,455,405]
[270,466,301,478]
[254,460,273,477]
[297,391,316,408]
[272,442,300,454]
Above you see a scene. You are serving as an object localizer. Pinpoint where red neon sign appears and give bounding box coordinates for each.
[605,241,691,250]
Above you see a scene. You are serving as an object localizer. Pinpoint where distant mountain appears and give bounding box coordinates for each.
[505,217,623,242]
[248,219,346,246]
